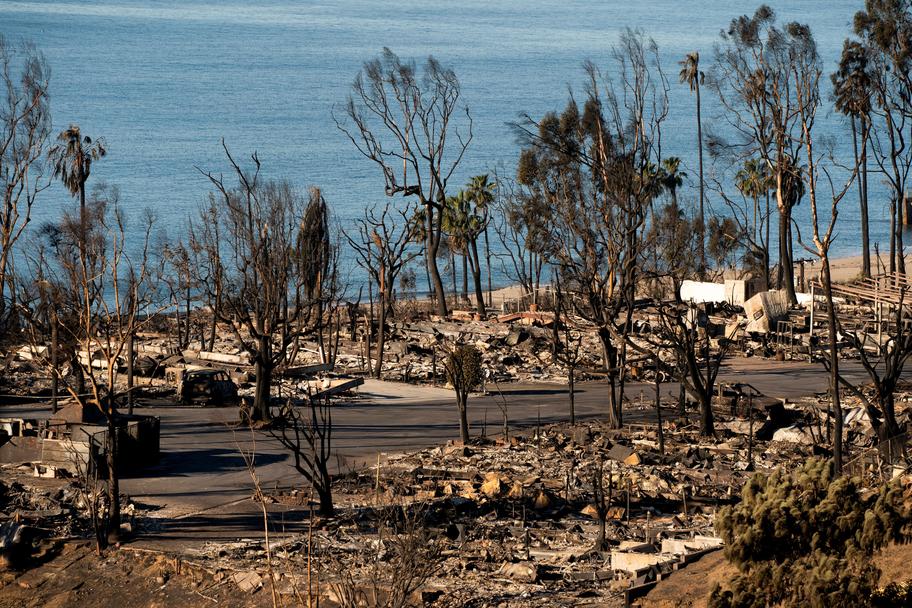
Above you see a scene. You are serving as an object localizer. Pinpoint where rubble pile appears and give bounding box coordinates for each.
[0,463,145,570]
[1,276,896,402]
[181,409,823,606]
[0,465,87,538]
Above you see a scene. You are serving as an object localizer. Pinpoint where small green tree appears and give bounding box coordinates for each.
[710,458,912,608]
[444,343,483,443]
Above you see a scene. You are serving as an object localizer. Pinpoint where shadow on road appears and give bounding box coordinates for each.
[125,448,287,479]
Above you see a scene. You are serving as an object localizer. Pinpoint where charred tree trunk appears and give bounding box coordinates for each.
[655,371,665,454]
[456,391,470,444]
[699,390,714,437]
[253,334,273,421]
[72,353,86,397]
[207,304,218,352]
[854,118,871,279]
[484,224,492,307]
[105,400,121,545]
[569,365,576,425]
[427,220,448,317]
[184,284,192,348]
[881,390,901,440]
[598,328,622,429]
[449,248,457,309]
[678,382,686,416]
[591,462,611,552]
[127,333,134,415]
[821,259,843,473]
[51,319,59,413]
[890,199,897,275]
[778,210,797,306]
[374,291,387,379]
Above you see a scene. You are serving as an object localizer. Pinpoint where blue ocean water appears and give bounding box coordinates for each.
[0,0,886,289]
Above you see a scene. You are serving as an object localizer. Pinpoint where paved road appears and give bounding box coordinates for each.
[0,357,891,549]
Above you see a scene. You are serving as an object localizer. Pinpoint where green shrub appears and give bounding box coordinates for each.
[710,458,912,608]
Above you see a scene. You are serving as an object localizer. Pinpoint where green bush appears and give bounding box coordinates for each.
[709,458,912,608]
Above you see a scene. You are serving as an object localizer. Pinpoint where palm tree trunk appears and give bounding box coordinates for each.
[696,80,706,279]
[461,253,468,304]
[470,240,486,317]
[449,248,457,309]
[484,225,493,307]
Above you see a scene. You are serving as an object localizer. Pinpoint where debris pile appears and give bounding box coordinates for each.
[180,408,829,606]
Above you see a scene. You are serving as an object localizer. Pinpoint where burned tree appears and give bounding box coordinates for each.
[832,39,874,279]
[491,176,551,308]
[158,238,198,351]
[444,343,483,444]
[187,201,224,352]
[343,202,419,378]
[271,398,335,516]
[640,301,739,436]
[837,288,912,453]
[708,158,775,287]
[788,19,858,474]
[22,184,159,547]
[590,458,613,552]
[515,29,668,428]
[0,37,50,323]
[554,274,582,424]
[195,142,334,421]
[336,48,472,317]
[47,125,105,226]
[679,52,707,276]
[643,201,702,301]
[853,0,912,276]
[711,5,812,305]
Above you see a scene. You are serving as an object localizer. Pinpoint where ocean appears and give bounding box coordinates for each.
[0,0,886,290]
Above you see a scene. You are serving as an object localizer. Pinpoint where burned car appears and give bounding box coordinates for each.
[178,369,239,406]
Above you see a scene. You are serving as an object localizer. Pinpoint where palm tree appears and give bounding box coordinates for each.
[443,190,486,316]
[443,191,470,304]
[833,40,873,278]
[679,52,705,277]
[48,125,106,214]
[661,157,687,209]
[736,158,773,287]
[47,125,105,398]
[466,174,496,306]
[640,160,666,208]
